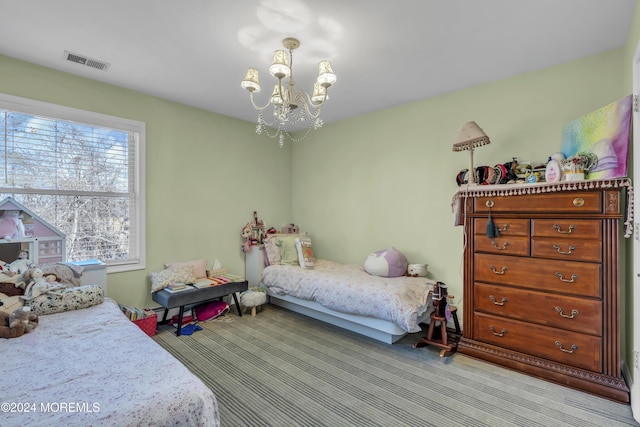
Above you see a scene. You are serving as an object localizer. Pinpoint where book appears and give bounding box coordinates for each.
[165,285,193,293]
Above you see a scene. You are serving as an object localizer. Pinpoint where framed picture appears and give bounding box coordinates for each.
[561,95,632,180]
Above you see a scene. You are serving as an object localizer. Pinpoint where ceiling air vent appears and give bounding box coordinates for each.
[63,50,110,71]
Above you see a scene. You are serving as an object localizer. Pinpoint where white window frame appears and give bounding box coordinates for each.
[0,93,146,273]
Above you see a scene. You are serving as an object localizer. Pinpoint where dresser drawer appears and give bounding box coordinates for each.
[532,219,601,239]
[474,283,602,335]
[532,237,602,262]
[475,236,530,256]
[475,218,529,237]
[474,253,601,298]
[475,192,602,214]
[474,313,602,372]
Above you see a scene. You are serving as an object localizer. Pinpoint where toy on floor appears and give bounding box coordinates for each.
[414,282,460,357]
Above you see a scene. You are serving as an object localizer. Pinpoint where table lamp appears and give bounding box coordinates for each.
[452,121,491,185]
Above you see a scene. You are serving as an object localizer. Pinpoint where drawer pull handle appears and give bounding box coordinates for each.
[573,197,585,207]
[498,223,510,232]
[553,244,576,255]
[489,295,508,306]
[491,240,509,250]
[553,224,576,234]
[485,200,495,208]
[489,326,507,337]
[555,341,578,354]
[489,265,507,275]
[555,272,578,282]
[555,306,579,319]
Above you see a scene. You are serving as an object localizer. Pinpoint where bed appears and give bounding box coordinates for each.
[3,297,220,426]
[261,258,435,344]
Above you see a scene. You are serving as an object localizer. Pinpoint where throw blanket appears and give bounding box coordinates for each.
[262,259,434,332]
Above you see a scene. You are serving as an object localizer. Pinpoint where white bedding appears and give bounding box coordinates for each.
[3,298,220,427]
[262,259,434,333]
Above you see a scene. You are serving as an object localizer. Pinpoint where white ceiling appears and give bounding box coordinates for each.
[0,0,636,131]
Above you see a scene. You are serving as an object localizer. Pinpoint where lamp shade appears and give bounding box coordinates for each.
[317,60,337,87]
[269,50,291,79]
[453,121,491,151]
[311,82,328,104]
[270,84,283,105]
[241,68,261,92]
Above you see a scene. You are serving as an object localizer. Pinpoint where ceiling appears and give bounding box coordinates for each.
[0,0,636,131]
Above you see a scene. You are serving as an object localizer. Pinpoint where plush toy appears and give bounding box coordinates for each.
[364,247,408,278]
[0,210,25,241]
[8,306,38,334]
[0,311,25,338]
[23,268,62,299]
[241,223,253,253]
[7,250,32,276]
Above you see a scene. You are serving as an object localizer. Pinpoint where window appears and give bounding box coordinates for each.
[0,93,145,272]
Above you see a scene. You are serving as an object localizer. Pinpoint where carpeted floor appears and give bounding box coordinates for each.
[153,304,638,427]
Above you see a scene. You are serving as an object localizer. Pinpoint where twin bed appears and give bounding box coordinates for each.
[261,257,435,344]
[3,269,220,426]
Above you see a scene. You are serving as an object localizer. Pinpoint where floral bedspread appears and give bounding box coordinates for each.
[3,298,220,427]
[262,259,434,333]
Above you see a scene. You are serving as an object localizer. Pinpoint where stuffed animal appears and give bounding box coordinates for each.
[7,250,32,276]
[0,210,25,241]
[23,268,61,299]
[8,306,38,333]
[0,311,26,338]
[241,223,253,253]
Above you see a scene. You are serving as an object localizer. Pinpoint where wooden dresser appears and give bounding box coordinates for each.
[457,180,631,402]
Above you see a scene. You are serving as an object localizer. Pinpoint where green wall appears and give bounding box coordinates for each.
[0,54,293,308]
[292,48,627,319]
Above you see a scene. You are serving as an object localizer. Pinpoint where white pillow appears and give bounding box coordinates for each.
[149,265,196,293]
[165,259,207,279]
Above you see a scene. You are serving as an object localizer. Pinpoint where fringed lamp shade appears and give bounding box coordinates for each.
[452,121,491,184]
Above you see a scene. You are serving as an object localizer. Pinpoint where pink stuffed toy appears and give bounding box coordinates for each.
[0,210,25,241]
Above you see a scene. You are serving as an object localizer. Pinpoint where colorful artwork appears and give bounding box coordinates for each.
[561,95,632,180]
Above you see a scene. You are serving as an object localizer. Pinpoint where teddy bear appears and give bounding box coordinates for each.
[0,210,25,241]
[0,306,38,338]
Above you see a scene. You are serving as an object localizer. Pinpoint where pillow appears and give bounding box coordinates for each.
[264,234,308,266]
[278,234,308,266]
[263,235,281,266]
[165,259,207,279]
[149,265,196,293]
[27,285,104,316]
[194,300,229,322]
[295,236,315,269]
[364,248,408,277]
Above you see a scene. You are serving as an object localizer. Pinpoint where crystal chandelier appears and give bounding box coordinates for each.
[241,37,337,147]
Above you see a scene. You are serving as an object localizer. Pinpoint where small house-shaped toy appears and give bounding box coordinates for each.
[0,196,66,266]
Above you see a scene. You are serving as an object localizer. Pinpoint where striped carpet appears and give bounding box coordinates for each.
[153,304,637,427]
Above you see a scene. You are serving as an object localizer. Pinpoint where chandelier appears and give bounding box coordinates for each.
[241,37,337,147]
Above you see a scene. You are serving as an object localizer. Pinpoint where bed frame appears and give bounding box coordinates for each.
[266,289,409,344]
